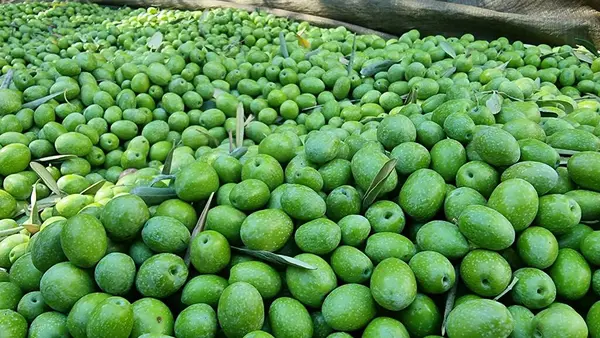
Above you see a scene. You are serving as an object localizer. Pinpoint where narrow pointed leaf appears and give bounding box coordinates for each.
[360,59,398,77]
[161,143,177,175]
[194,127,220,147]
[362,159,397,208]
[338,56,349,66]
[244,114,254,127]
[236,102,245,148]
[534,77,541,88]
[231,246,317,270]
[36,154,78,162]
[559,157,569,166]
[442,67,457,78]
[1,69,14,89]
[230,146,248,159]
[0,227,24,237]
[147,31,163,51]
[404,88,417,105]
[486,92,503,115]
[494,277,519,301]
[439,41,456,58]
[228,130,234,153]
[279,31,289,58]
[212,87,226,99]
[22,224,41,235]
[305,48,321,59]
[359,117,384,124]
[495,59,511,70]
[441,266,460,336]
[185,192,215,266]
[575,38,599,56]
[539,106,566,118]
[537,99,576,114]
[80,180,107,195]
[36,194,61,209]
[22,90,67,109]
[27,183,41,226]
[347,33,357,74]
[553,148,578,156]
[296,31,310,49]
[30,162,63,197]
[573,51,594,64]
[149,174,176,187]
[131,186,177,205]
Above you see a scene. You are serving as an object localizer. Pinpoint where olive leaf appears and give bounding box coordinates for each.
[244,114,255,127]
[149,174,176,187]
[80,180,107,195]
[486,92,503,115]
[359,117,384,124]
[30,162,64,197]
[360,59,398,77]
[559,157,569,166]
[194,127,220,147]
[572,50,594,64]
[497,91,523,102]
[534,77,541,88]
[184,192,215,266]
[304,48,321,59]
[22,224,41,235]
[198,10,209,35]
[131,186,177,205]
[36,194,61,210]
[537,99,575,114]
[231,246,317,270]
[212,87,226,98]
[1,69,14,89]
[441,266,460,336]
[279,31,289,58]
[236,102,245,148]
[442,67,457,78]
[36,154,78,163]
[230,146,248,159]
[295,29,310,49]
[0,227,24,238]
[22,182,41,229]
[494,277,519,301]
[161,142,178,175]
[539,106,566,118]
[22,90,67,109]
[553,148,578,156]
[404,88,417,105]
[338,56,349,66]
[362,158,397,209]
[347,33,357,74]
[227,130,234,153]
[575,38,599,56]
[439,40,456,59]
[147,31,163,51]
[495,59,511,70]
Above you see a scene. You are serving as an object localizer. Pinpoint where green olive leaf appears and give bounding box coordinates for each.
[575,38,599,56]
[534,77,541,88]
[231,246,317,270]
[553,148,579,156]
[362,158,397,209]
[36,194,61,210]
[439,40,456,59]
[30,162,64,197]
[161,142,178,175]
[537,99,575,114]
[486,92,503,115]
[22,90,67,109]
[194,127,220,147]
[230,146,248,159]
[404,88,418,105]
[80,180,107,195]
[279,31,289,58]
[131,186,177,205]
[236,102,245,148]
[148,174,176,187]
[441,266,460,336]
[36,154,78,162]
[147,31,163,51]
[494,277,519,301]
[185,191,215,267]
[1,69,14,89]
[347,33,357,74]
[304,47,321,60]
[360,59,398,77]
[572,50,594,64]
[0,227,24,238]
[539,106,566,118]
[442,67,457,78]
[495,59,511,70]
